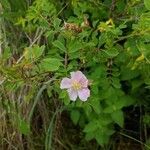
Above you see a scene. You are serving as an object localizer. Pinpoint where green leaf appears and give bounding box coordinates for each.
[68,40,82,53]
[52,40,66,52]
[84,120,98,132]
[70,110,80,125]
[1,47,11,60]
[17,119,30,135]
[24,45,45,61]
[59,90,67,99]
[104,105,115,113]
[120,95,136,106]
[53,18,61,29]
[144,0,150,10]
[98,115,113,126]
[111,78,121,89]
[64,98,70,105]
[121,67,140,80]
[39,58,61,72]
[131,80,143,91]
[137,41,150,57]
[89,99,102,114]
[95,129,110,146]
[104,48,119,57]
[111,110,124,127]
[103,86,118,100]
[85,131,96,141]
[83,103,92,117]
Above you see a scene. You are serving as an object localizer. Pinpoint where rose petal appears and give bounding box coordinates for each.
[80,78,88,88]
[67,88,78,101]
[78,88,90,101]
[71,71,87,82]
[60,78,71,89]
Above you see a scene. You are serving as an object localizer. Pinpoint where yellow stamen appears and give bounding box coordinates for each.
[72,81,81,90]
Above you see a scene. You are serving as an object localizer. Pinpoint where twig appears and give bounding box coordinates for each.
[64,53,68,68]
[109,0,116,18]
[17,28,44,64]
[56,2,69,17]
[119,132,150,150]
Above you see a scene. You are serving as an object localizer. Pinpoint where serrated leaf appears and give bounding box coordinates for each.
[89,99,102,114]
[39,58,61,71]
[24,45,44,61]
[111,110,124,127]
[84,120,98,132]
[68,40,82,53]
[104,48,119,57]
[52,40,66,52]
[53,18,61,29]
[111,78,121,89]
[70,110,80,125]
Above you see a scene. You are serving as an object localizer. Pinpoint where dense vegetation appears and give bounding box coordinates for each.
[0,0,150,149]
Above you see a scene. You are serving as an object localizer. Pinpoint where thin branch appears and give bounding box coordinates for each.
[119,132,150,150]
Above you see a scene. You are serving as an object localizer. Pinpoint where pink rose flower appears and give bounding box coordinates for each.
[60,71,90,101]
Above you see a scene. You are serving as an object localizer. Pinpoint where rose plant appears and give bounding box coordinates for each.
[0,0,150,149]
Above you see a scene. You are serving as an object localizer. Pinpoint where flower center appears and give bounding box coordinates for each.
[72,81,81,90]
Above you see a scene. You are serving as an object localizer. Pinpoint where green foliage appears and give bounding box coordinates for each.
[38,58,62,72]
[0,0,150,149]
[24,45,45,61]
[70,109,80,125]
[144,0,150,10]
[111,110,124,127]
[17,117,30,135]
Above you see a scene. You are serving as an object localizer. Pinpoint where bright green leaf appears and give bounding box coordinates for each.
[104,48,119,57]
[17,119,30,135]
[68,40,82,53]
[53,18,61,29]
[39,58,61,72]
[144,0,150,10]
[24,45,45,61]
[52,40,66,52]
